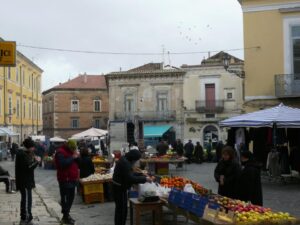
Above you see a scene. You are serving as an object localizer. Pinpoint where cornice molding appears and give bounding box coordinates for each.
[242,1,300,13]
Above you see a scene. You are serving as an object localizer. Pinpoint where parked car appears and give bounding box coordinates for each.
[0,142,8,161]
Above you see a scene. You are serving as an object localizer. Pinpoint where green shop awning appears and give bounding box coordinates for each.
[143,125,172,138]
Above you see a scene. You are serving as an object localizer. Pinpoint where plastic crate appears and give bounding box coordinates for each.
[156,163,169,175]
[128,190,139,198]
[178,192,194,210]
[82,182,104,195]
[189,194,209,217]
[83,192,105,204]
[168,188,182,205]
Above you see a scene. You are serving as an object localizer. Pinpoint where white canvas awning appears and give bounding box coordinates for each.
[219,103,300,128]
[50,137,66,142]
[71,127,108,139]
[0,127,19,137]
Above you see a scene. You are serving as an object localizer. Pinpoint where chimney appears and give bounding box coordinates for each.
[84,72,87,83]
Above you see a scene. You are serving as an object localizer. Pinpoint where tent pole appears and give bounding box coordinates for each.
[272,123,277,148]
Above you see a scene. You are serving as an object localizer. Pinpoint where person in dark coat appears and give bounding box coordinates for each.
[184,140,194,163]
[15,137,39,225]
[55,140,79,225]
[237,151,263,206]
[215,141,224,162]
[10,142,18,161]
[156,140,169,156]
[175,139,184,156]
[194,142,204,163]
[79,148,95,179]
[214,146,241,199]
[112,150,152,225]
[0,165,12,193]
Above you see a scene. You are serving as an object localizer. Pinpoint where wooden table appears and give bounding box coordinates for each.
[129,198,164,225]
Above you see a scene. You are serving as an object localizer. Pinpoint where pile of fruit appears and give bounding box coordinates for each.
[211,196,297,224]
[81,173,112,182]
[92,156,107,163]
[160,176,208,195]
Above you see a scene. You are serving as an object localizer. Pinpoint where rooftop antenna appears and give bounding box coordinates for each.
[162,45,165,65]
[167,51,171,66]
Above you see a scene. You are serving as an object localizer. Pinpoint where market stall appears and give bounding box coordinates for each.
[140,154,187,175]
[92,156,112,172]
[130,175,299,225]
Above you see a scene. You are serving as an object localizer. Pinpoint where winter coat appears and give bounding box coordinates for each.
[184,142,194,156]
[194,144,204,159]
[79,155,95,179]
[55,145,79,183]
[156,142,168,156]
[214,159,241,199]
[113,156,146,190]
[237,160,263,206]
[175,143,184,156]
[15,149,39,190]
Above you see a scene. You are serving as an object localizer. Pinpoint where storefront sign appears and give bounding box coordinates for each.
[0,41,16,66]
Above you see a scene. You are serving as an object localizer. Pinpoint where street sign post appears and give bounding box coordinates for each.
[0,41,16,67]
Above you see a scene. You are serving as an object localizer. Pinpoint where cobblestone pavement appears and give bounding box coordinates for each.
[0,160,300,225]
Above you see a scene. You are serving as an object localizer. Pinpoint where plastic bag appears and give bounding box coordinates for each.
[138,183,157,197]
[183,183,196,194]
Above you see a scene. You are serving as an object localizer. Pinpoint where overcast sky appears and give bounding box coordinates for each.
[0,0,243,91]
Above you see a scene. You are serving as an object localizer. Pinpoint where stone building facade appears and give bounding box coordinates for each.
[182,52,244,146]
[106,63,185,150]
[42,74,108,139]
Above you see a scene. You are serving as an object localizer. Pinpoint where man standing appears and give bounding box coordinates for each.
[55,140,79,225]
[156,140,169,156]
[184,140,194,163]
[15,137,40,225]
[10,142,18,161]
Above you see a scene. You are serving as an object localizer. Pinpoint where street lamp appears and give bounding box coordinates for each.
[222,53,245,78]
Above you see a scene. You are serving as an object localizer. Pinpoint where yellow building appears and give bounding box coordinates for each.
[0,38,43,143]
[240,0,300,111]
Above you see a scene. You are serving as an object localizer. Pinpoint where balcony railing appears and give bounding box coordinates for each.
[275,74,300,98]
[114,110,176,121]
[195,100,224,113]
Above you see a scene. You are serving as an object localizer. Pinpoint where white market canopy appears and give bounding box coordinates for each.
[220,103,300,128]
[71,127,108,139]
[50,137,66,142]
[0,127,19,137]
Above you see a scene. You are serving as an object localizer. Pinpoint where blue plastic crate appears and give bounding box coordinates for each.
[178,192,194,210]
[189,194,209,217]
[168,188,182,205]
[128,190,139,198]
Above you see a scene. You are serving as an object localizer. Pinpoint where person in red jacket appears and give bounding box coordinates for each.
[55,140,79,225]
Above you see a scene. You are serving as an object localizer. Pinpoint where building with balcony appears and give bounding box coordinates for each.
[239,0,300,110]
[0,37,43,143]
[42,74,108,139]
[106,63,185,150]
[182,52,244,146]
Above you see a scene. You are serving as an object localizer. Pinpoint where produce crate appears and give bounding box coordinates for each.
[83,192,105,204]
[82,181,104,195]
[168,189,182,205]
[189,194,209,217]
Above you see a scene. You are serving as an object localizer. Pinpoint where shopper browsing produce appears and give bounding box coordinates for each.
[237,151,263,206]
[112,150,153,225]
[79,148,95,179]
[214,146,241,199]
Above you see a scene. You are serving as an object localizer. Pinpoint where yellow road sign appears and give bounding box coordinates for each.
[0,41,16,66]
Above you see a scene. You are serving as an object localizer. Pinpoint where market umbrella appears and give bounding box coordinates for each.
[50,137,66,142]
[219,103,300,128]
[0,127,19,137]
[71,127,108,138]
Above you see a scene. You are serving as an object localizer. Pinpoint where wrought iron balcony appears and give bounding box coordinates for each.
[114,110,176,121]
[195,100,224,113]
[275,74,300,98]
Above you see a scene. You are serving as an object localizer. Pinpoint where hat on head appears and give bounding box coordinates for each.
[125,150,141,162]
[67,140,77,151]
[23,137,35,149]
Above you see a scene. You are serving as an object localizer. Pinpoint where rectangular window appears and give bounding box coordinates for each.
[16,67,19,83]
[71,100,79,112]
[29,75,31,88]
[23,101,26,118]
[292,26,300,74]
[29,102,32,119]
[71,118,79,128]
[227,92,233,100]
[8,96,12,115]
[16,99,20,118]
[206,114,215,118]
[94,118,101,128]
[22,71,25,85]
[124,94,134,112]
[7,67,11,80]
[157,92,168,111]
[94,100,101,112]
